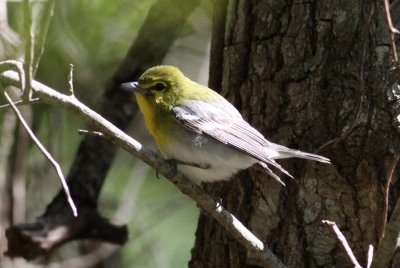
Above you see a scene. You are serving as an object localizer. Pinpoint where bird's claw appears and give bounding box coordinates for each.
[164,159,178,179]
[157,159,209,179]
[154,159,177,179]
[212,195,223,209]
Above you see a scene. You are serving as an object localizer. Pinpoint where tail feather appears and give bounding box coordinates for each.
[257,146,330,185]
[268,144,330,163]
[276,149,330,163]
[257,159,294,186]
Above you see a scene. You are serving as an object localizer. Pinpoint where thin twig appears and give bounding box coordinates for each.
[0,60,25,91]
[378,154,400,247]
[22,0,34,100]
[366,244,374,268]
[32,0,56,75]
[77,129,104,137]
[0,70,286,268]
[322,220,362,268]
[0,97,41,109]
[383,0,399,62]
[68,63,75,97]
[4,91,77,217]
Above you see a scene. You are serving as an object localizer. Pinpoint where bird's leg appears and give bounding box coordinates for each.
[156,159,180,179]
[157,159,210,179]
[155,159,178,179]
[167,160,178,178]
[172,159,210,169]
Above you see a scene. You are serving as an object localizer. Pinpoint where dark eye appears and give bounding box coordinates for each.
[154,83,166,91]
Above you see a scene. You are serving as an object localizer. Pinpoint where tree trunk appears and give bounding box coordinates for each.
[190,0,400,267]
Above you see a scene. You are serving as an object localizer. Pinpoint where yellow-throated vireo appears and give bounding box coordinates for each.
[122,65,330,185]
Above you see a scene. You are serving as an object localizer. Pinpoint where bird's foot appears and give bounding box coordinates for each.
[158,159,210,179]
[173,159,210,169]
[162,159,178,179]
[212,195,223,209]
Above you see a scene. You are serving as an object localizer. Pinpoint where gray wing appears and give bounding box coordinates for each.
[172,100,294,182]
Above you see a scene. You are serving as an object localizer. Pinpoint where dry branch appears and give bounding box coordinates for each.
[322,220,362,268]
[378,154,400,247]
[4,92,77,216]
[383,0,399,62]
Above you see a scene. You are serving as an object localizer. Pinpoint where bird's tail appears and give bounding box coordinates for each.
[257,161,289,186]
[274,146,330,163]
[257,144,330,185]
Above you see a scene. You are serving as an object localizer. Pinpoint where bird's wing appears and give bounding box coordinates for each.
[172,100,293,181]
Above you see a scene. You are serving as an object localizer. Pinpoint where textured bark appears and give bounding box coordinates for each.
[190,0,400,267]
[208,0,228,93]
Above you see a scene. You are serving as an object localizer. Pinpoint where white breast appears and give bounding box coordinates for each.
[160,130,257,183]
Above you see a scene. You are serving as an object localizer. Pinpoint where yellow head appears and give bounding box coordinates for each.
[136,65,185,110]
[122,65,216,111]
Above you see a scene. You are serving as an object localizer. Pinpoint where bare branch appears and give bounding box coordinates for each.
[366,245,373,268]
[4,91,77,217]
[322,220,362,268]
[0,97,41,109]
[383,0,399,62]
[32,0,56,75]
[1,70,287,268]
[77,129,104,137]
[378,154,400,247]
[0,60,25,91]
[68,63,75,97]
[22,0,34,100]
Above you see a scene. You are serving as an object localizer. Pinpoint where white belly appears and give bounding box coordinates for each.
[160,131,257,183]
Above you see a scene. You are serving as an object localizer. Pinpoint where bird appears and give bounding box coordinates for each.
[121,65,330,185]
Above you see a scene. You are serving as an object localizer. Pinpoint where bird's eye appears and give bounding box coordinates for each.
[153,83,166,91]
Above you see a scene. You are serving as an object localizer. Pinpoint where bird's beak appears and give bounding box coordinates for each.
[120,82,146,94]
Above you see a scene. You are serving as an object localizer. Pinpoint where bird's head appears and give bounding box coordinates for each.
[121,65,192,110]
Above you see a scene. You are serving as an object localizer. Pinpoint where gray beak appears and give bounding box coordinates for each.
[120,82,146,94]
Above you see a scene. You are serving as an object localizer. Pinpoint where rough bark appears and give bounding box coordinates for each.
[5,0,201,260]
[190,0,400,267]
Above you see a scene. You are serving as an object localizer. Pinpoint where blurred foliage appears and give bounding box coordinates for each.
[101,151,198,268]
[1,0,212,267]
[9,0,154,96]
